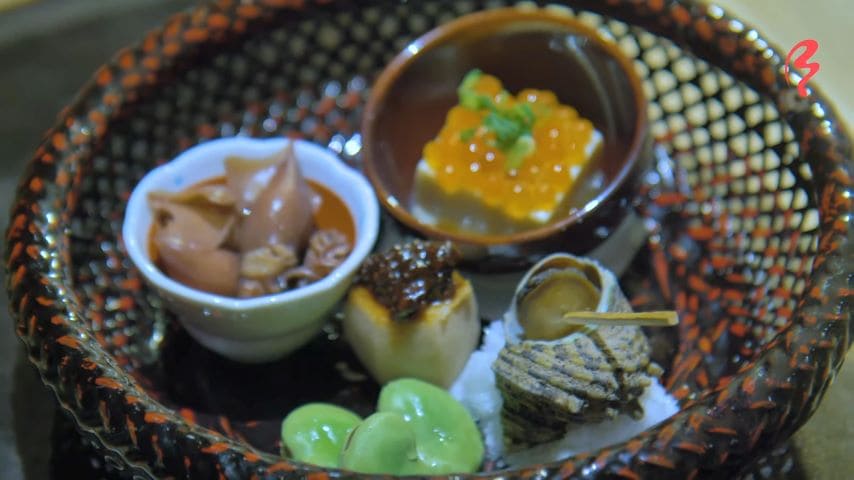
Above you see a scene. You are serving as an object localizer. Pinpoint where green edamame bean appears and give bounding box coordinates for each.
[339,412,423,475]
[281,403,361,468]
[280,379,485,474]
[377,378,484,474]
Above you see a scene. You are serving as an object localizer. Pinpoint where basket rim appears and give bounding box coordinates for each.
[5,0,852,478]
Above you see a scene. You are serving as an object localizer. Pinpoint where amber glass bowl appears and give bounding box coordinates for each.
[362,8,650,266]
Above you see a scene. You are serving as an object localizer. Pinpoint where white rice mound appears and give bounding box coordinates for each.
[450,321,680,467]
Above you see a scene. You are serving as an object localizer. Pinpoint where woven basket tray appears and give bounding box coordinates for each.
[6,1,852,478]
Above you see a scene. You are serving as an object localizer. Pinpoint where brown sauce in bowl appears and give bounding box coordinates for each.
[308,179,355,245]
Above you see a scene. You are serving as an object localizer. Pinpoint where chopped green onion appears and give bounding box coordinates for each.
[459,128,476,142]
[483,112,524,150]
[505,134,536,171]
[458,69,483,95]
[513,103,536,127]
[455,69,542,172]
[460,92,494,111]
[458,69,490,110]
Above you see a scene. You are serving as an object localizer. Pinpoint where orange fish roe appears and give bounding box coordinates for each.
[420,72,600,228]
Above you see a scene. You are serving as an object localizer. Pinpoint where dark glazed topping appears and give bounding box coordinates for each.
[356,241,460,322]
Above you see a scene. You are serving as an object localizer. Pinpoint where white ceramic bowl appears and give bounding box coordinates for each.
[122,137,380,363]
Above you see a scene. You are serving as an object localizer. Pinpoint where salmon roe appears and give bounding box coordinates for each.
[422,73,599,224]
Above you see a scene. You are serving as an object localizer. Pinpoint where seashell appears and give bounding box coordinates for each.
[504,253,633,343]
[494,253,662,447]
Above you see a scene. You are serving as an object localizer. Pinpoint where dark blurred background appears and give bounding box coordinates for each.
[0,1,850,479]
